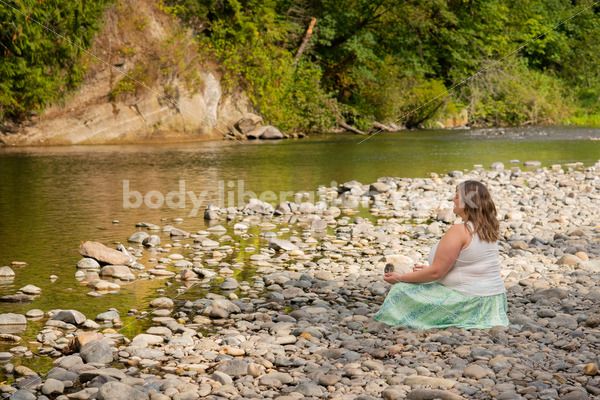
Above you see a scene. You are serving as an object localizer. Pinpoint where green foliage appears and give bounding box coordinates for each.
[356,58,450,127]
[4,0,600,130]
[166,0,600,130]
[0,0,113,120]
[168,0,337,131]
[462,59,571,126]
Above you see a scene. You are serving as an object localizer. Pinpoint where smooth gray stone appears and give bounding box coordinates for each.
[88,375,119,388]
[561,390,591,400]
[259,125,283,140]
[268,239,298,251]
[76,258,100,270]
[293,382,323,397]
[318,374,341,386]
[131,348,164,359]
[9,390,36,400]
[78,368,127,383]
[142,235,160,247]
[95,311,120,321]
[80,340,113,365]
[41,378,64,395]
[215,359,249,378]
[406,389,465,400]
[15,375,42,390]
[62,388,98,399]
[52,310,87,325]
[46,367,79,381]
[0,294,35,303]
[96,381,149,400]
[128,232,149,243]
[54,355,84,370]
[343,351,361,362]
[316,348,347,359]
[0,266,15,277]
[211,371,233,385]
[170,228,189,237]
[496,392,522,400]
[220,278,239,290]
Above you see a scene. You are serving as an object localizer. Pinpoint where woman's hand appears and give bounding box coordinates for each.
[413,265,426,272]
[384,272,402,284]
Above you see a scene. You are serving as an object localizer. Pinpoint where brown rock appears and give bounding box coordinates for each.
[512,241,529,250]
[575,252,589,261]
[99,265,132,279]
[179,269,197,281]
[586,315,600,328]
[557,254,582,266]
[583,363,598,376]
[463,364,488,379]
[63,332,104,354]
[79,241,132,266]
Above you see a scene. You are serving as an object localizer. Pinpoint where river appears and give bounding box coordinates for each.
[0,126,599,344]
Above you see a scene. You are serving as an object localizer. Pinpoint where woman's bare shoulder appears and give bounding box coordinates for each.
[444,223,471,242]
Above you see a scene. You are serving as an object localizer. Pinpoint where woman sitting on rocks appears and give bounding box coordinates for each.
[374,180,509,330]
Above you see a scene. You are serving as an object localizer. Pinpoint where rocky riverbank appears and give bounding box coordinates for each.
[0,160,599,400]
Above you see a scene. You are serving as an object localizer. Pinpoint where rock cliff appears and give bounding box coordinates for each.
[0,0,252,146]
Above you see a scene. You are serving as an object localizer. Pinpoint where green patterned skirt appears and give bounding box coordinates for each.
[373,282,509,330]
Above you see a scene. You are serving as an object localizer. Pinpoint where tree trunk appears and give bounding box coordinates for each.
[372,121,395,132]
[337,118,367,135]
[293,18,317,67]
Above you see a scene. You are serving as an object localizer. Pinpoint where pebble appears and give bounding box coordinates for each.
[3,162,600,400]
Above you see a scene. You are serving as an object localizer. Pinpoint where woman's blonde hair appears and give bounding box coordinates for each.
[458,180,499,242]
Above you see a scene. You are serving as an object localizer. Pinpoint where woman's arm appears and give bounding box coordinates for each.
[384,224,470,284]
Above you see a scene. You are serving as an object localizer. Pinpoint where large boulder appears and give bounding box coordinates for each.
[0,313,27,325]
[236,113,263,135]
[79,241,132,266]
[80,339,113,365]
[52,310,87,325]
[259,126,284,140]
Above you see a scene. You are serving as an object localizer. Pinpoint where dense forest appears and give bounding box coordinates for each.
[2,0,600,132]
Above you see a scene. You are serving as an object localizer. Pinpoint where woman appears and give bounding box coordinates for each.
[374,180,509,330]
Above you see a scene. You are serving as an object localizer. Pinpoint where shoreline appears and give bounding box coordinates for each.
[0,161,599,399]
[2,123,600,148]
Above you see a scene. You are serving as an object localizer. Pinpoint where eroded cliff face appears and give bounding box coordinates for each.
[0,0,251,146]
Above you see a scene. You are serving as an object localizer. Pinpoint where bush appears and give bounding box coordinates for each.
[0,0,113,120]
[459,59,571,126]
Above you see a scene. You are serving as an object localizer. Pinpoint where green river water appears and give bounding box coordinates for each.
[0,126,599,367]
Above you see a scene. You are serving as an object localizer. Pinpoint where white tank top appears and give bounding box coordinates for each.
[428,223,506,296]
